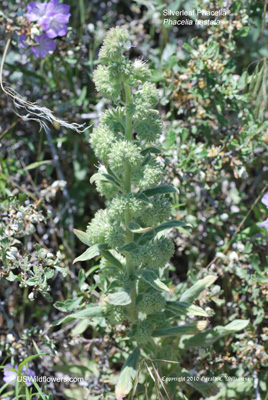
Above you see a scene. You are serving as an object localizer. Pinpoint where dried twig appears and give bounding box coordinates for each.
[0,38,88,133]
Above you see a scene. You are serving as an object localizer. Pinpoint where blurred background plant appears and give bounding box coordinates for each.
[1,0,268,399]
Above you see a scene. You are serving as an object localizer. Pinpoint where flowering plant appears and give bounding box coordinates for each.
[3,363,35,387]
[53,27,249,399]
[19,0,70,58]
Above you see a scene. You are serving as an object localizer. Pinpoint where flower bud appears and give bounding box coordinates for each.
[138,292,166,315]
[108,141,143,176]
[135,319,155,345]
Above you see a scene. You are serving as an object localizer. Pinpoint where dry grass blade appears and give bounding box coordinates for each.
[150,360,170,400]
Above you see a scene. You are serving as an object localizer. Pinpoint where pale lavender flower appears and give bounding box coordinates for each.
[261,193,268,209]
[3,364,18,385]
[46,0,70,17]
[19,34,28,49]
[22,1,70,57]
[21,367,36,387]
[259,218,268,233]
[26,0,70,39]
[30,33,56,58]
[3,363,35,387]
[26,1,48,22]
[41,13,70,38]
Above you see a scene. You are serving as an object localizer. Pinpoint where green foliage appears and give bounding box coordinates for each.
[0,197,63,301]
[1,0,267,398]
[66,27,250,398]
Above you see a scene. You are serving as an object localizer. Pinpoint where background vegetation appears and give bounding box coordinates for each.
[0,0,268,399]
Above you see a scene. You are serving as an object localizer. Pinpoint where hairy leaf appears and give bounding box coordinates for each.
[152,321,207,337]
[166,301,209,317]
[180,275,217,303]
[115,348,140,400]
[73,245,101,263]
[107,290,132,305]
[73,229,91,246]
[51,306,103,326]
[181,319,249,348]
[139,269,169,292]
[142,184,179,197]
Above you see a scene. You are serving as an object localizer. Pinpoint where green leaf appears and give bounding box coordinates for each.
[154,220,191,234]
[18,354,46,374]
[25,375,48,400]
[71,319,91,336]
[136,193,152,204]
[142,184,179,197]
[41,292,53,302]
[5,62,46,82]
[152,321,207,337]
[115,348,140,400]
[138,228,155,245]
[25,160,52,171]
[182,43,193,53]
[140,147,161,155]
[118,242,138,253]
[166,301,209,317]
[139,220,191,244]
[0,380,16,395]
[73,245,101,263]
[90,172,121,188]
[224,319,250,331]
[54,265,67,277]
[128,222,152,233]
[51,306,103,326]
[107,290,132,306]
[0,366,19,372]
[54,297,83,312]
[52,364,90,376]
[179,275,218,303]
[78,269,86,288]
[138,270,169,292]
[73,229,91,246]
[6,271,20,282]
[181,319,249,349]
[100,249,123,269]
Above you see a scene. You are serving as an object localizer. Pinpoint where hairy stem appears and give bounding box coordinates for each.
[124,83,133,247]
[124,83,137,320]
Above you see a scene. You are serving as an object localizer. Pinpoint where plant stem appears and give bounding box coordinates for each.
[124,83,133,249]
[124,83,137,320]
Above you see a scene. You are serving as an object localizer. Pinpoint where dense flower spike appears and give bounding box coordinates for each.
[139,197,172,227]
[74,27,186,374]
[138,292,166,315]
[133,160,164,190]
[104,305,126,326]
[135,319,155,345]
[108,141,143,176]
[93,66,122,99]
[88,27,176,315]
[109,194,143,220]
[86,209,125,248]
[98,27,130,62]
[85,28,179,335]
[19,0,70,58]
[90,123,117,163]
